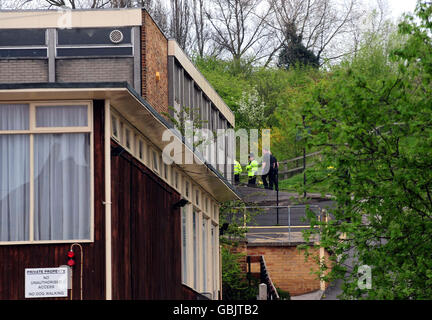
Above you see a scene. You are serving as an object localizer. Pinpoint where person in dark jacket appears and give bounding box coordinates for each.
[269,152,279,191]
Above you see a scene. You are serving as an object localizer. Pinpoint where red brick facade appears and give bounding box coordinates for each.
[247,245,330,296]
[141,10,169,115]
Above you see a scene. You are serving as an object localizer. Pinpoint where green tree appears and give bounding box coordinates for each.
[277,22,319,70]
[194,56,255,129]
[270,66,322,161]
[303,2,432,299]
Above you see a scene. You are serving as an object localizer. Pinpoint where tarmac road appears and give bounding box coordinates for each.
[233,185,336,244]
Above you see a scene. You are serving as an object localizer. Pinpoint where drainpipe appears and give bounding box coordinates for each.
[104,99,113,300]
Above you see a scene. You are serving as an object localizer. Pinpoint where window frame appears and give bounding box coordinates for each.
[135,135,146,164]
[151,148,160,174]
[55,27,134,59]
[111,114,120,142]
[192,206,200,290]
[123,124,134,153]
[180,204,189,286]
[193,185,201,209]
[183,178,191,200]
[0,100,94,245]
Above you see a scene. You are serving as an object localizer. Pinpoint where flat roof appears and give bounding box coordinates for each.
[0,82,241,202]
[0,8,142,29]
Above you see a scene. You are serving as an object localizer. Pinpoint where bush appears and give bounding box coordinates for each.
[276,287,291,300]
[221,245,259,300]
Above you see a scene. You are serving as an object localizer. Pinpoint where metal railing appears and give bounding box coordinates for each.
[277,151,322,180]
[247,255,279,300]
[229,205,325,243]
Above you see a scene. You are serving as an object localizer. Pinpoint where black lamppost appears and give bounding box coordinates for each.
[302,115,306,198]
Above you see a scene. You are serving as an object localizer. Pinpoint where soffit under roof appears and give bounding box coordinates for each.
[0,82,240,202]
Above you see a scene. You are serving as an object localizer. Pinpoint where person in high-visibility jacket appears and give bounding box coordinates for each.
[246,153,259,186]
[234,160,242,184]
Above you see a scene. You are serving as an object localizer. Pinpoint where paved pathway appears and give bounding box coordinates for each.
[291,290,325,300]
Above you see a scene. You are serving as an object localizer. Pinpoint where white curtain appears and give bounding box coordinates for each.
[36,105,88,127]
[34,133,90,240]
[0,104,30,241]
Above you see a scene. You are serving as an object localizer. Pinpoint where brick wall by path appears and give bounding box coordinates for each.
[247,245,330,297]
[141,10,168,116]
[56,58,134,84]
[0,60,48,83]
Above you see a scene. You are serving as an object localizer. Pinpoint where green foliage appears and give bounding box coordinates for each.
[276,287,291,300]
[219,200,262,300]
[278,169,332,195]
[271,67,323,161]
[302,3,432,299]
[221,246,259,300]
[193,56,254,129]
[193,55,322,163]
[219,200,263,245]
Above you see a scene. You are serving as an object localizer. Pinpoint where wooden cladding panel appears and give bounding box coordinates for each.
[111,143,193,299]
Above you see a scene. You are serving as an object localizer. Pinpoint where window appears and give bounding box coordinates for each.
[119,121,124,144]
[213,204,218,221]
[160,154,168,181]
[147,144,151,167]
[56,27,133,58]
[181,205,188,284]
[0,29,47,58]
[185,180,190,199]
[124,127,132,151]
[152,150,159,172]
[211,223,218,297]
[137,139,144,162]
[0,102,92,243]
[111,115,119,141]
[192,208,199,289]
[195,188,200,207]
[175,171,179,190]
[202,217,208,292]
[163,162,169,181]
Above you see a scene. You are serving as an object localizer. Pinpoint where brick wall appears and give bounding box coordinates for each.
[0,60,48,83]
[247,245,330,296]
[56,58,134,84]
[141,10,168,115]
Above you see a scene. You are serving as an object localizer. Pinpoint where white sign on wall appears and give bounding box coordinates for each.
[25,267,69,298]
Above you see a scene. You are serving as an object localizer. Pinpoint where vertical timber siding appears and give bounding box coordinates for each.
[111,142,191,299]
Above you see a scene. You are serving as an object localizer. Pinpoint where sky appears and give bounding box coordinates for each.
[388,0,418,19]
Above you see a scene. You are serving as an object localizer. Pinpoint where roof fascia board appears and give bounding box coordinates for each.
[0,9,142,29]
